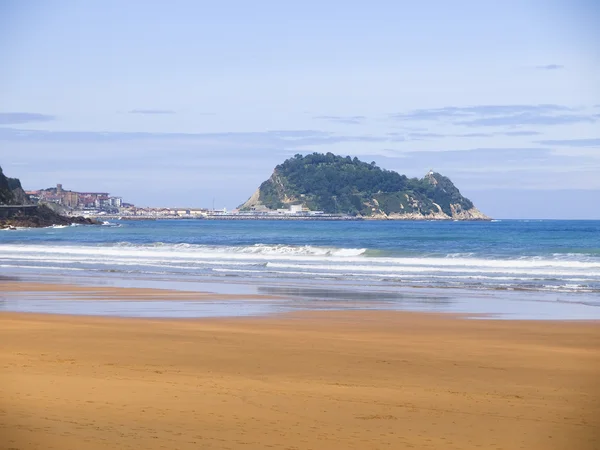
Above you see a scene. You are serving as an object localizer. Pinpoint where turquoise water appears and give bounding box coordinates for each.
[2,219,599,292]
[1,219,599,319]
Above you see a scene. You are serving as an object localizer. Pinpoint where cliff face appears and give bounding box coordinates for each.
[240,153,490,220]
[0,166,32,205]
[0,165,15,204]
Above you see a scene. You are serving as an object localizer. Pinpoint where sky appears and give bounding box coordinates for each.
[1,0,599,219]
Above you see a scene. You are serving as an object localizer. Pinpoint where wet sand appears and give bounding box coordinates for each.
[4,278,600,320]
[0,281,276,301]
[1,302,599,449]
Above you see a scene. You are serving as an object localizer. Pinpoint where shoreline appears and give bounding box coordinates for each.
[2,277,599,321]
[1,309,599,449]
[85,214,492,221]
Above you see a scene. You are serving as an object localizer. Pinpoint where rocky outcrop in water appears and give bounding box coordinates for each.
[240,153,490,220]
[0,205,98,229]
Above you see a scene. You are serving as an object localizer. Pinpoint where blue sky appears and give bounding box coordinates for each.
[1,0,599,218]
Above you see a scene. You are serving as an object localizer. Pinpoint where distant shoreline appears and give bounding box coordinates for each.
[89,214,491,222]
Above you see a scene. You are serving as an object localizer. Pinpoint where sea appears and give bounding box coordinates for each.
[1,219,600,320]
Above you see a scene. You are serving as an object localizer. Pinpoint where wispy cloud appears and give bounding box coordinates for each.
[129,109,176,115]
[407,132,446,139]
[387,132,447,141]
[400,148,556,166]
[387,130,541,141]
[459,131,542,137]
[457,113,595,127]
[313,115,366,125]
[456,132,496,138]
[0,112,56,125]
[503,130,542,136]
[536,138,600,147]
[384,147,600,179]
[0,127,386,150]
[391,104,597,128]
[534,64,564,70]
[391,104,571,121]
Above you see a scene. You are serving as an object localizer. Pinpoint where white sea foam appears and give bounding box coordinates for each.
[445,252,475,258]
[1,243,598,292]
[264,262,600,277]
[0,243,368,259]
[1,243,599,268]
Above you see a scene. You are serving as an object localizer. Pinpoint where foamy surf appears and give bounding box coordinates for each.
[0,241,598,293]
[102,242,367,257]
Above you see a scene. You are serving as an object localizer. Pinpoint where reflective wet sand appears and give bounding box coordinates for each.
[2,277,599,320]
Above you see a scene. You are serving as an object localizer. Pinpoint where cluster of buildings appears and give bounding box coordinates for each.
[25,184,341,220]
[95,204,329,219]
[117,207,211,218]
[26,184,127,212]
[105,204,338,220]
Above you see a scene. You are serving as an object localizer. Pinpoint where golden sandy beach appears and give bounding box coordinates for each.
[1,284,599,450]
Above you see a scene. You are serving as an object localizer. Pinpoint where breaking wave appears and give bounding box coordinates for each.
[107,242,367,257]
[0,241,599,293]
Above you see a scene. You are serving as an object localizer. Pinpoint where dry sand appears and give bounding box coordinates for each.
[1,287,599,449]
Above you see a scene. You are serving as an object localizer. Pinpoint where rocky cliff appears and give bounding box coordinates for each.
[0,205,97,228]
[0,165,18,205]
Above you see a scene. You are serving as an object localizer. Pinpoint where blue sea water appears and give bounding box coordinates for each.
[1,219,599,319]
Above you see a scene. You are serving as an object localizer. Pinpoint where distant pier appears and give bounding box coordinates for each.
[90,213,361,221]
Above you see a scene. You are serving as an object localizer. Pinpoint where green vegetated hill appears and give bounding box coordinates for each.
[240,153,489,220]
[0,165,32,205]
[0,165,20,204]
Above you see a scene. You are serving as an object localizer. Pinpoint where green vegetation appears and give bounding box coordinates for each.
[245,153,478,217]
[0,165,28,205]
[0,165,15,204]
[7,176,23,191]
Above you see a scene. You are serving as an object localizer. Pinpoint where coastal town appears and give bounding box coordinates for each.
[27,184,127,211]
[25,184,349,220]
